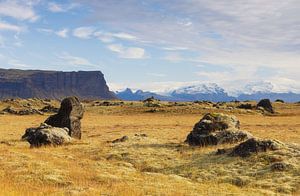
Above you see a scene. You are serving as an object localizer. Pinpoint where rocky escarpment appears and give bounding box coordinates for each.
[0,69,116,100]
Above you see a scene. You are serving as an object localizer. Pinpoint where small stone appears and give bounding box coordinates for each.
[271,162,288,171]
[112,136,129,143]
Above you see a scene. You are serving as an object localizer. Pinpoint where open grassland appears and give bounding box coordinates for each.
[0,100,299,195]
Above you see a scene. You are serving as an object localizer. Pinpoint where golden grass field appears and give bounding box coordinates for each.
[0,100,299,195]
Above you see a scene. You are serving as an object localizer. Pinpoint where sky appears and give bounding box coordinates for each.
[0,0,299,95]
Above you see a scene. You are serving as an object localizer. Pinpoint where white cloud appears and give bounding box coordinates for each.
[111,32,137,41]
[0,1,39,22]
[0,21,22,32]
[48,2,79,13]
[58,53,97,67]
[48,2,64,12]
[37,28,53,34]
[38,28,69,38]
[81,0,300,87]
[73,27,95,39]
[162,46,189,51]
[93,31,115,43]
[93,31,137,43]
[147,73,166,77]
[163,53,183,62]
[8,59,31,68]
[56,28,69,38]
[0,35,5,47]
[107,44,146,59]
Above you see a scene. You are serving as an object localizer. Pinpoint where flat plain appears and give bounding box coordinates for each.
[0,100,299,195]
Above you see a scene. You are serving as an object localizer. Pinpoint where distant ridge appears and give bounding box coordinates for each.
[116,84,234,102]
[116,84,300,102]
[0,68,116,100]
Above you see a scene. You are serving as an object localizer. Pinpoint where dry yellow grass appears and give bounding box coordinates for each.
[0,100,299,195]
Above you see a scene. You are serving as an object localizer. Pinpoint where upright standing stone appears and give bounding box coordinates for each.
[257,99,274,113]
[45,96,84,139]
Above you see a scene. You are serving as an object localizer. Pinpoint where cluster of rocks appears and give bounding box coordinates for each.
[40,105,59,113]
[143,97,161,107]
[237,103,254,110]
[92,101,124,106]
[2,106,43,115]
[229,138,281,157]
[22,96,84,147]
[1,102,59,115]
[235,99,275,114]
[186,112,281,157]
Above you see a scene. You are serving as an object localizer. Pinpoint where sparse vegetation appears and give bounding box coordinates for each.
[0,99,299,195]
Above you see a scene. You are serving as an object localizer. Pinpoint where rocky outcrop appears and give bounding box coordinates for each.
[22,123,71,147]
[257,99,274,113]
[0,68,116,100]
[45,97,84,139]
[230,138,281,157]
[2,106,43,115]
[237,103,254,110]
[186,113,252,146]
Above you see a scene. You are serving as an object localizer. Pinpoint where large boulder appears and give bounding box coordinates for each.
[186,113,252,146]
[22,123,71,147]
[230,138,281,157]
[257,99,274,113]
[45,96,84,139]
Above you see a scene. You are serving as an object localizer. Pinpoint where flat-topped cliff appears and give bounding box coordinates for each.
[0,69,116,100]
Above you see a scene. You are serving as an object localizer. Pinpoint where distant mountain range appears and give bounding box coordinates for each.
[116,83,300,102]
[1,68,299,102]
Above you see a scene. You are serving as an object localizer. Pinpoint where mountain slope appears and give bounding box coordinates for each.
[116,88,178,101]
[116,83,300,102]
[116,84,234,102]
[170,84,234,102]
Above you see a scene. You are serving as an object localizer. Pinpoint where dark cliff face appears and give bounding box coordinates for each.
[0,69,116,100]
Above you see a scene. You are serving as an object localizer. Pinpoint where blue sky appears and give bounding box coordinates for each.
[0,0,299,94]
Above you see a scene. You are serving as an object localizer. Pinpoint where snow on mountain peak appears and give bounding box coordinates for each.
[171,83,225,95]
[242,81,274,94]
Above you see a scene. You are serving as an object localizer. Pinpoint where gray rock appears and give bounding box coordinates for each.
[22,123,71,147]
[271,162,289,171]
[45,96,84,139]
[40,105,59,113]
[230,138,280,157]
[237,103,254,110]
[257,99,274,113]
[2,106,43,115]
[186,113,252,146]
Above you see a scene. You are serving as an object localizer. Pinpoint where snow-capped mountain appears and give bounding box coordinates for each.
[116,83,234,102]
[240,81,274,95]
[169,83,234,102]
[235,81,300,102]
[170,83,225,95]
[116,82,300,102]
